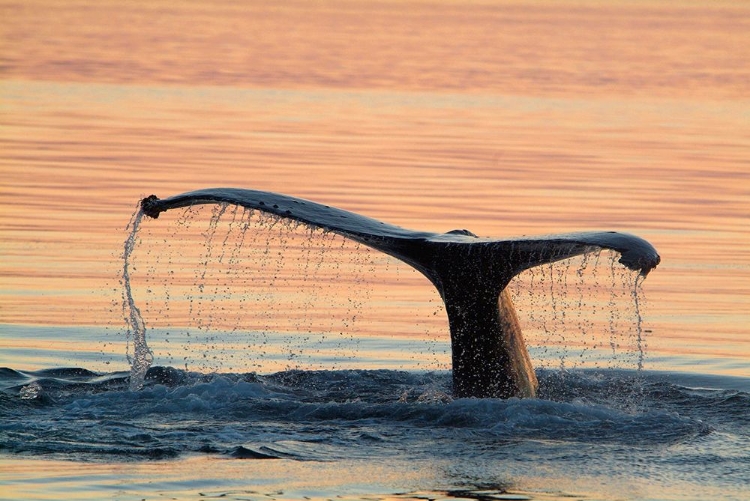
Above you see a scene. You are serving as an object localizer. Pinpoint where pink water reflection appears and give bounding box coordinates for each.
[1,0,748,375]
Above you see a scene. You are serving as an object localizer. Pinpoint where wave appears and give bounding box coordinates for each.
[1,367,746,463]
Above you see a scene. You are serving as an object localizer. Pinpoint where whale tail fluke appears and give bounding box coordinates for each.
[140,188,659,399]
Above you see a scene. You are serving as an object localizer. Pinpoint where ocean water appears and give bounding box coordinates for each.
[1,364,748,500]
[2,0,749,499]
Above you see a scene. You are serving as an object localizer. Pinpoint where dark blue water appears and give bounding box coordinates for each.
[1,365,748,500]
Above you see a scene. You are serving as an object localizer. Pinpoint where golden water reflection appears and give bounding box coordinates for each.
[1,0,749,376]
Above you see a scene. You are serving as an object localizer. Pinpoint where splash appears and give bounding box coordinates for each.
[128,205,429,375]
[509,250,650,374]
[122,206,153,390]
[129,188,659,398]
[125,204,650,386]
[123,204,645,388]
[632,273,647,372]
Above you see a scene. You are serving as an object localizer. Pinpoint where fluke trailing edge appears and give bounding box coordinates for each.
[141,188,660,399]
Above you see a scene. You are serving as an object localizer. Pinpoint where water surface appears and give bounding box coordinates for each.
[1,0,749,499]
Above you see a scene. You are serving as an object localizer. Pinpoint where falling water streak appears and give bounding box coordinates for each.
[255,213,280,353]
[121,203,650,380]
[344,242,370,361]
[297,226,319,340]
[188,204,224,370]
[607,253,621,363]
[291,224,333,364]
[201,205,235,371]
[573,251,591,368]
[549,262,566,371]
[213,206,240,364]
[632,273,647,373]
[274,219,297,367]
[313,231,341,365]
[226,208,254,370]
[122,207,153,391]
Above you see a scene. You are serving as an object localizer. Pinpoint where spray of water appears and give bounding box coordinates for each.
[121,201,650,394]
[509,250,648,375]
[122,203,447,377]
[122,206,153,390]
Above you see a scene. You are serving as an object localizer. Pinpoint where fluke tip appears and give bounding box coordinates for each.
[140,195,162,219]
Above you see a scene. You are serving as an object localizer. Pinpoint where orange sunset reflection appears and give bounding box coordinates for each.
[1,0,748,376]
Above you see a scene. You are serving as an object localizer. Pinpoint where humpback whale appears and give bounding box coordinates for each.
[140,188,660,399]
